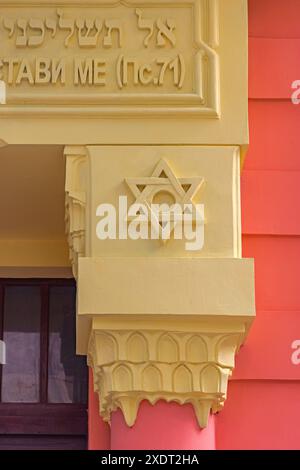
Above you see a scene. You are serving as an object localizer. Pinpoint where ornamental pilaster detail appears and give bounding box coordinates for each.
[65,144,255,428]
[60,0,254,430]
[64,146,87,278]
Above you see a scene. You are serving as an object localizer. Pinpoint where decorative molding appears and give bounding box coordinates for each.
[85,145,243,258]
[87,317,246,428]
[64,146,87,278]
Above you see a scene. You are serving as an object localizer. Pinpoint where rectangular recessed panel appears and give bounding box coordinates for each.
[0,0,219,116]
[78,257,255,317]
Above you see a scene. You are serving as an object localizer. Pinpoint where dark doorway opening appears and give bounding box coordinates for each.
[0,279,87,450]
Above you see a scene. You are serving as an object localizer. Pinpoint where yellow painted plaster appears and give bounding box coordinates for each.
[0,0,248,150]
[0,0,253,428]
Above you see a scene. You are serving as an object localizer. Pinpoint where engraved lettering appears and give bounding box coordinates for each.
[3,18,15,38]
[28,19,45,47]
[74,58,106,85]
[3,58,19,84]
[156,17,176,47]
[57,9,75,47]
[138,63,152,85]
[156,57,169,85]
[45,17,57,37]
[16,19,28,47]
[35,58,51,83]
[93,59,106,85]
[76,18,102,47]
[103,20,123,48]
[16,59,34,84]
[136,9,154,47]
[116,55,185,88]
[116,54,123,89]
[52,59,66,84]
[135,10,176,48]
[74,58,93,85]
[122,58,139,86]
[0,3,194,99]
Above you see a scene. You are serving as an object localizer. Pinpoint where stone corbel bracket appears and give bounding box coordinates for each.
[81,256,255,429]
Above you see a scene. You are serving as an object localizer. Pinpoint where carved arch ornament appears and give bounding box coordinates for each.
[87,324,245,428]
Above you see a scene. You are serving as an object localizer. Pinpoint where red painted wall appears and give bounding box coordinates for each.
[216,0,300,450]
[88,369,110,450]
[110,402,216,450]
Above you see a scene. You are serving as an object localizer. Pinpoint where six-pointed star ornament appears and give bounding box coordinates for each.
[125,159,205,242]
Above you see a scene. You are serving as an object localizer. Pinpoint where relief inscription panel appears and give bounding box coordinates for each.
[0,0,220,116]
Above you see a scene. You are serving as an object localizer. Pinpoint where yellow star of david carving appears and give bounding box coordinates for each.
[125,159,204,242]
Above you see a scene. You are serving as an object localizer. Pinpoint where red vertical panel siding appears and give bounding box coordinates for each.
[249,38,300,99]
[111,402,216,450]
[217,382,300,450]
[242,172,300,235]
[245,101,300,171]
[249,0,300,38]
[217,0,300,449]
